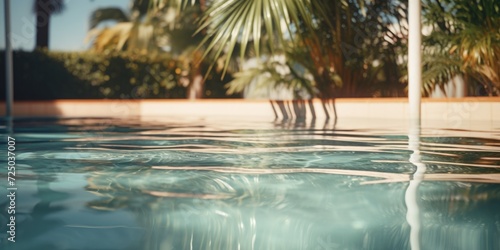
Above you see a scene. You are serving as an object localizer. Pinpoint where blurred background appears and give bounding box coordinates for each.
[0,0,498,101]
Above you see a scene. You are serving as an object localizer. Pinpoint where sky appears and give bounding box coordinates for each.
[0,0,130,51]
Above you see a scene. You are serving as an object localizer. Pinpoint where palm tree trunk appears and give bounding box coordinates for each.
[35,0,51,49]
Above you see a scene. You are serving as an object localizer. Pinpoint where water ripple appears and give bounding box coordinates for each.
[2,117,500,250]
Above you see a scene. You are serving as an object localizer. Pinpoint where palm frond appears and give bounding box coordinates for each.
[196,0,320,76]
[86,23,133,52]
[86,22,157,54]
[226,67,270,95]
[128,22,156,53]
[423,0,500,95]
[89,8,130,29]
[422,52,462,96]
[226,56,314,99]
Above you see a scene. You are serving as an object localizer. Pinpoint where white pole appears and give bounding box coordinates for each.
[4,0,14,118]
[408,0,422,122]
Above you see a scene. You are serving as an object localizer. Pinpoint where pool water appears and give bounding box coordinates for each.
[1,117,499,250]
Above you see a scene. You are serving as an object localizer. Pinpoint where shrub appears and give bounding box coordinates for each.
[0,50,238,100]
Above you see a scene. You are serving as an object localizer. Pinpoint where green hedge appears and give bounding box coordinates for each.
[0,50,238,100]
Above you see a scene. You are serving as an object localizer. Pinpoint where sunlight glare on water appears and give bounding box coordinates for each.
[1,117,499,250]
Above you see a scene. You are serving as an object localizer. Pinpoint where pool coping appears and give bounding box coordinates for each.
[0,97,498,122]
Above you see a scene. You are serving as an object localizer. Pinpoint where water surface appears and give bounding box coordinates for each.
[1,117,499,250]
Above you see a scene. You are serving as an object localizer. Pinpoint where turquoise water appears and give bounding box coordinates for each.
[1,117,499,250]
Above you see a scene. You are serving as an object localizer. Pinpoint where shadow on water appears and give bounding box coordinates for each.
[273,117,336,131]
[270,99,337,121]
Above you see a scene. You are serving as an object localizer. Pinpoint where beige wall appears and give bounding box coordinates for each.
[0,98,498,122]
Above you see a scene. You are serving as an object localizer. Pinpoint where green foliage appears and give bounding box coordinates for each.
[422,0,500,96]
[87,0,219,99]
[0,50,186,99]
[87,0,163,54]
[197,0,316,76]
[0,50,238,100]
[61,51,182,98]
[226,58,314,99]
[154,0,408,98]
[147,0,500,97]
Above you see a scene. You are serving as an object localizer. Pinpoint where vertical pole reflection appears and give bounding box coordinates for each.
[7,116,13,134]
[5,0,14,118]
[405,122,426,250]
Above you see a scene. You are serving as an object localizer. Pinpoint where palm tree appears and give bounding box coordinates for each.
[151,0,407,116]
[88,0,209,99]
[86,0,157,53]
[34,0,65,49]
[422,0,500,96]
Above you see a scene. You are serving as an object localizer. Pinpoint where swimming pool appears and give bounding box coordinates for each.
[1,116,499,250]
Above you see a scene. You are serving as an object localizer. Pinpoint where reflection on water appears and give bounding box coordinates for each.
[0,117,499,250]
[405,124,425,250]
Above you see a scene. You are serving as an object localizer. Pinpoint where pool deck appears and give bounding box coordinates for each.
[0,98,499,123]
